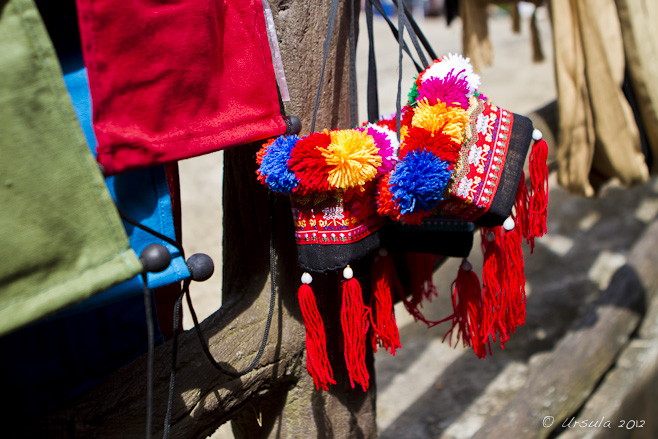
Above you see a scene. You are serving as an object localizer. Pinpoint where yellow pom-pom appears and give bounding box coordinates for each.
[411,98,469,144]
[320,130,382,190]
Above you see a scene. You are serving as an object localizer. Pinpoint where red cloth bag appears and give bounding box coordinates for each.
[76,0,287,175]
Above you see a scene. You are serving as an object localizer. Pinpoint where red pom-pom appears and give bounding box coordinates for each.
[255,139,275,185]
[401,126,461,165]
[401,105,415,127]
[288,132,333,195]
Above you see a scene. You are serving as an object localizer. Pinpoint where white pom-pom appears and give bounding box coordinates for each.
[532,129,543,141]
[461,259,473,272]
[378,248,389,257]
[486,231,496,243]
[343,266,354,280]
[503,216,516,231]
[301,272,313,285]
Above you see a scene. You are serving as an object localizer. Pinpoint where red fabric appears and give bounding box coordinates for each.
[76,0,287,175]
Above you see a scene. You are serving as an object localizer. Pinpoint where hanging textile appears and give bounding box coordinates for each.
[457,1,545,72]
[0,0,143,337]
[59,56,190,315]
[460,0,493,72]
[76,0,288,175]
[550,0,649,195]
[616,0,658,174]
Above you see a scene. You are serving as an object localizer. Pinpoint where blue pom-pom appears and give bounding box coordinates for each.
[389,149,453,214]
[259,135,300,194]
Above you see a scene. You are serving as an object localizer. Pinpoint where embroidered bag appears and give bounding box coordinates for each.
[377,53,549,358]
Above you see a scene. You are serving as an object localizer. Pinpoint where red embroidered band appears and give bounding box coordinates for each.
[439,98,513,221]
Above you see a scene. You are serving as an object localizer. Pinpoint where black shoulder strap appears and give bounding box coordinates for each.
[370,0,423,73]
[365,0,379,123]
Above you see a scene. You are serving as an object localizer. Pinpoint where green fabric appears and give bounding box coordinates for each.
[0,0,143,336]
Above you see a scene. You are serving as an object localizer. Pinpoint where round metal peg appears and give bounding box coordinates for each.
[140,244,171,273]
[186,253,215,282]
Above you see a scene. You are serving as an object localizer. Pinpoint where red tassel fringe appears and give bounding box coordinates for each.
[515,171,530,248]
[443,261,487,359]
[501,225,526,334]
[298,283,336,391]
[396,252,444,327]
[341,277,371,391]
[370,254,402,355]
[480,228,503,345]
[407,252,438,305]
[528,139,549,246]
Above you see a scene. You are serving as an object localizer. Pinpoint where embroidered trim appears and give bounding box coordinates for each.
[439,100,513,221]
[291,184,385,245]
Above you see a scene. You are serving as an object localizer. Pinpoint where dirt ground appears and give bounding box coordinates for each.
[177,6,558,438]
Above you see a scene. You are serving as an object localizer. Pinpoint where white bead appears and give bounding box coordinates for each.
[461,259,473,272]
[532,129,543,141]
[343,266,354,280]
[301,272,313,285]
[378,248,389,257]
[503,216,516,231]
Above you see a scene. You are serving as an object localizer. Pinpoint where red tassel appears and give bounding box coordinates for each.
[514,171,531,248]
[395,252,444,327]
[443,259,487,358]
[480,228,504,345]
[370,250,402,355]
[501,224,526,331]
[298,278,336,391]
[528,136,549,247]
[341,267,370,391]
[407,252,438,305]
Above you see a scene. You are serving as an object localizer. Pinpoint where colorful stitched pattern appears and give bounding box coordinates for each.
[439,99,513,221]
[291,183,385,245]
[256,127,396,246]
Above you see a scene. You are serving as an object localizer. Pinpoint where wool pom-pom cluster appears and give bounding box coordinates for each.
[376,54,481,225]
[257,128,398,195]
[256,53,481,222]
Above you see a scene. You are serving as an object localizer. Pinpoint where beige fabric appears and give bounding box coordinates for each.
[551,0,648,195]
[461,0,494,72]
[616,0,658,174]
